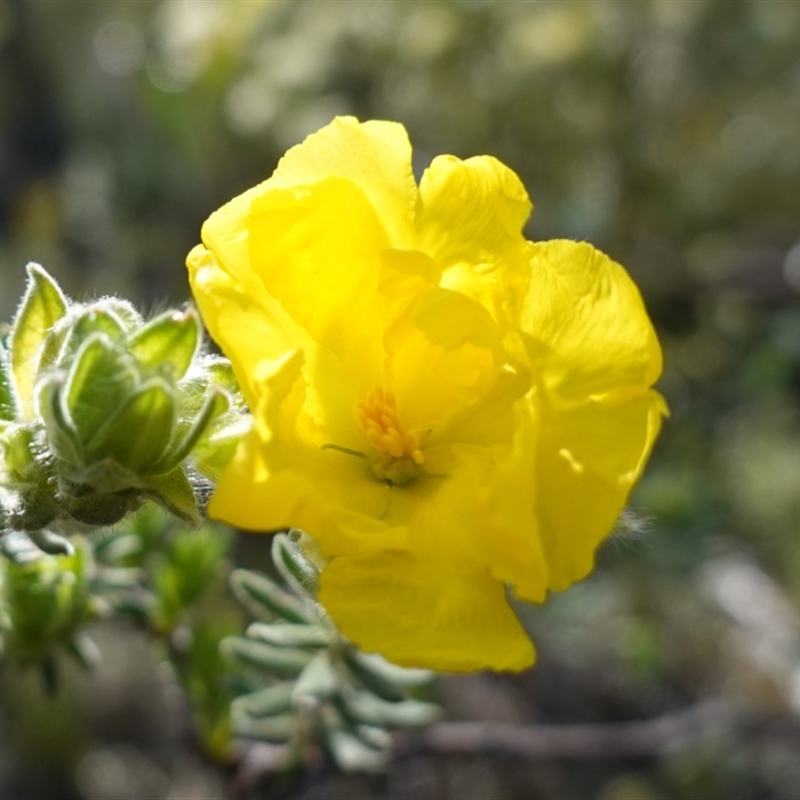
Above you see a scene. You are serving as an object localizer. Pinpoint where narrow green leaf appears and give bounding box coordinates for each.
[127,308,200,380]
[230,709,296,743]
[28,529,75,557]
[232,683,294,718]
[324,728,388,774]
[341,650,407,703]
[222,636,314,677]
[340,690,440,729]
[85,379,176,473]
[10,264,69,418]
[272,533,320,598]
[246,622,332,649]
[293,652,338,701]
[230,569,313,624]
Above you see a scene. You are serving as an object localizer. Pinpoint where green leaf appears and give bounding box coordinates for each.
[339,690,440,729]
[230,569,313,624]
[0,345,18,421]
[127,308,200,381]
[341,650,407,703]
[10,264,69,418]
[28,529,75,557]
[96,298,143,334]
[222,636,315,677]
[38,376,84,467]
[293,652,338,701]
[232,683,294,718]
[141,466,199,525]
[230,709,296,743]
[153,388,229,474]
[272,533,319,598]
[246,622,333,649]
[57,306,127,366]
[324,728,388,774]
[65,334,137,443]
[85,379,176,473]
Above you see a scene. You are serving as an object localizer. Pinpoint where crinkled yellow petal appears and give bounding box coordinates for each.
[247,176,394,362]
[273,116,417,248]
[318,551,535,672]
[523,240,663,399]
[536,387,667,591]
[378,442,547,606]
[382,287,506,433]
[418,154,532,325]
[187,245,307,409]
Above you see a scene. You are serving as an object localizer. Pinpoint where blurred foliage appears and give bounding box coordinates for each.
[225,533,439,775]
[2,0,800,797]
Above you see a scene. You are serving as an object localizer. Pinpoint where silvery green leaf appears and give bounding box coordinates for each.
[231,709,295,743]
[28,529,74,557]
[127,308,200,381]
[349,651,433,689]
[10,264,68,419]
[65,333,137,442]
[37,376,83,467]
[85,379,176,473]
[89,567,144,591]
[222,636,314,677]
[246,622,332,649]
[230,569,313,624]
[340,689,440,729]
[67,633,101,670]
[341,649,406,703]
[232,682,294,718]
[292,652,338,701]
[92,533,142,563]
[324,728,388,774]
[355,725,392,751]
[272,533,319,599]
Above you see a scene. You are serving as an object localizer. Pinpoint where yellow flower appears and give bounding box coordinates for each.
[187,117,666,672]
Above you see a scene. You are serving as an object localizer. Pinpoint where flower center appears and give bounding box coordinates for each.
[355,387,425,485]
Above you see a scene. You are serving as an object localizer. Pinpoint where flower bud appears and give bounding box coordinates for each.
[0,264,249,537]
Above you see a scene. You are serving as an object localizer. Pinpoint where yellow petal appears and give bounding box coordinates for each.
[522,240,663,399]
[247,176,394,360]
[535,387,667,591]
[319,551,535,672]
[187,245,306,409]
[418,154,532,325]
[274,116,418,247]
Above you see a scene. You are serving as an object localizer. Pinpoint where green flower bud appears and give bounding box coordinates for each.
[0,264,250,540]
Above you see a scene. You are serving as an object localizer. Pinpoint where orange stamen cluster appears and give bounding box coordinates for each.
[355,388,425,465]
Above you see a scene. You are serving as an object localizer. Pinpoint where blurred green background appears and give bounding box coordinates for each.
[3,0,800,798]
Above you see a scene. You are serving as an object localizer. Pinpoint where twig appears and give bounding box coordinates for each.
[395,700,733,760]
[231,699,733,794]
